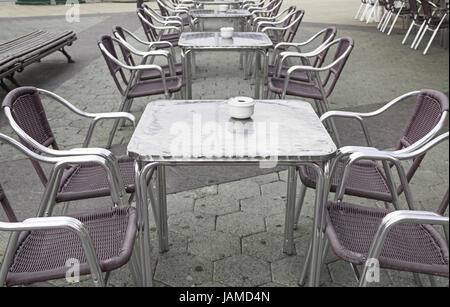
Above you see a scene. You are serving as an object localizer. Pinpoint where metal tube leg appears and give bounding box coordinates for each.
[157,166,169,253]
[414,25,429,50]
[308,165,324,287]
[299,240,312,286]
[355,3,364,19]
[381,12,393,32]
[366,2,377,24]
[254,51,261,99]
[106,97,129,148]
[378,10,389,29]
[283,166,298,255]
[387,9,402,35]
[294,182,307,230]
[185,50,193,99]
[360,3,371,22]
[402,21,415,44]
[423,28,439,55]
[411,23,426,48]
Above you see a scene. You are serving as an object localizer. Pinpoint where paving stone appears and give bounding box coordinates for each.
[327,260,392,287]
[214,255,271,287]
[180,185,218,199]
[216,211,266,237]
[168,211,216,236]
[195,281,227,287]
[151,231,189,258]
[265,213,312,239]
[167,192,195,216]
[194,194,240,216]
[249,173,279,185]
[242,232,287,262]
[271,255,331,286]
[260,181,287,199]
[240,196,285,217]
[188,231,241,261]
[218,179,260,200]
[154,253,213,287]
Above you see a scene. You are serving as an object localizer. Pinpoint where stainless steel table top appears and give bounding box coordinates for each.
[127,99,337,163]
[178,32,273,49]
[189,8,252,18]
[193,0,243,4]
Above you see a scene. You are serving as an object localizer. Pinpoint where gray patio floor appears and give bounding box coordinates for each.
[0,1,448,287]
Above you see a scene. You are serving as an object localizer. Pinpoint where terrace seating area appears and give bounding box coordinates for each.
[0,0,448,288]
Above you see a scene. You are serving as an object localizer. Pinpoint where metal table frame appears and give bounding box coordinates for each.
[179,32,272,99]
[188,8,252,31]
[129,99,337,287]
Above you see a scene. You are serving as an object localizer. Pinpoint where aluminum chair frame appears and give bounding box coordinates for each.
[0,133,147,287]
[2,87,137,212]
[98,36,179,148]
[402,0,425,46]
[138,8,182,43]
[143,5,185,32]
[251,5,296,30]
[380,0,410,35]
[298,126,449,286]
[294,90,448,230]
[413,0,448,55]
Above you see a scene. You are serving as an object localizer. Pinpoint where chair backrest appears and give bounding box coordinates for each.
[421,0,433,18]
[137,8,157,42]
[113,26,137,67]
[0,183,18,222]
[312,27,338,68]
[156,1,169,17]
[98,35,129,97]
[395,89,449,189]
[284,10,305,43]
[408,0,420,15]
[1,87,58,186]
[321,37,354,97]
[271,0,283,17]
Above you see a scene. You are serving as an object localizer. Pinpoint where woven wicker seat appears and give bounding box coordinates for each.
[5,206,137,286]
[326,199,449,277]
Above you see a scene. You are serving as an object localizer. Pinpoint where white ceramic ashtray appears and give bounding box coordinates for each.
[220,27,234,39]
[219,4,229,12]
[228,96,255,119]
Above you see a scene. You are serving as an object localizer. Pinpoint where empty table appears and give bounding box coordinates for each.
[179,32,273,99]
[128,99,337,287]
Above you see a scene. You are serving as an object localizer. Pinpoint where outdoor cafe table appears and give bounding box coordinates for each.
[193,0,244,9]
[179,32,273,99]
[128,99,337,287]
[189,9,252,31]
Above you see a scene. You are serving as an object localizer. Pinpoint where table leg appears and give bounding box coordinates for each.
[254,51,261,99]
[308,161,331,287]
[157,165,169,252]
[283,166,297,255]
[135,160,154,287]
[185,50,193,99]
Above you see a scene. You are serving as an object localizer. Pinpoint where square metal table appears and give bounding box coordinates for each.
[189,9,252,31]
[193,0,243,9]
[179,32,273,99]
[128,99,337,287]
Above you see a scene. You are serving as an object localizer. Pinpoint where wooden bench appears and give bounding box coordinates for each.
[0,30,77,91]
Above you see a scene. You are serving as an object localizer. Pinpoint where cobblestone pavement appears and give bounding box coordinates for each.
[0,1,449,287]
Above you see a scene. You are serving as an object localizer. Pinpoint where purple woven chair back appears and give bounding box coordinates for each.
[271,0,282,17]
[396,89,449,193]
[98,35,129,97]
[1,87,58,186]
[113,26,137,67]
[0,183,18,222]
[321,37,354,97]
[156,1,169,17]
[408,0,420,15]
[312,27,337,68]
[138,8,157,42]
[421,0,433,18]
[285,10,305,43]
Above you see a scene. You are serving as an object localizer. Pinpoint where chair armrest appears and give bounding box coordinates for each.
[359,210,448,287]
[83,112,136,147]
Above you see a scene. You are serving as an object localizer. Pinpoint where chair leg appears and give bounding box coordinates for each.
[61,201,71,215]
[298,240,312,286]
[294,182,307,230]
[387,9,402,35]
[423,27,440,55]
[411,22,426,48]
[414,25,429,50]
[378,10,389,30]
[355,3,365,19]
[402,21,416,44]
[381,11,393,32]
[366,1,378,24]
[360,3,371,22]
[351,263,361,282]
[106,98,129,149]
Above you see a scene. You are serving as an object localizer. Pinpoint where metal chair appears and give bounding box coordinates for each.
[250,5,296,31]
[154,0,191,27]
[257,9,305,47]
[413,0,449,55]
[402,0,426,46]
[137,7,182,47]
[266,27,337,83]
[266,37,354,126]
[98,35,183,147]
[324,132,449,287]
[294,89,449,237]
[0,135,143,287]
[1,86,136,212]
[380,0,411,35]
[113,26,184,81]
